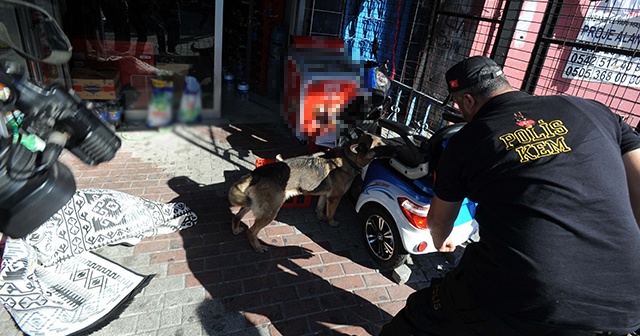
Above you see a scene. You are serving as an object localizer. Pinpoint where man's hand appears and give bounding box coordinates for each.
[428,195,463,250]
[438,237,456,252]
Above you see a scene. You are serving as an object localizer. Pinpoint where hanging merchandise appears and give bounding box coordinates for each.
[178,76,202,123]
[146,78,174,127]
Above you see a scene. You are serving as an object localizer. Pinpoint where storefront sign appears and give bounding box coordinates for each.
[563,1,640,87]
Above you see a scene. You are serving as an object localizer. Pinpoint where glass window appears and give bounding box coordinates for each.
[60,0,215,125]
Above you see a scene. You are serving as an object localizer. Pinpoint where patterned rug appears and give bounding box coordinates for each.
[0,189,197,335]
[23,189,197,267]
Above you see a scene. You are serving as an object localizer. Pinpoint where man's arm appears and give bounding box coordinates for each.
[427,195,463,251]
[623,148,640,228]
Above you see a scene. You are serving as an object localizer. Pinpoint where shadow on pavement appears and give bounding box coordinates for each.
[168,175,393,335]
[162,121,458,335]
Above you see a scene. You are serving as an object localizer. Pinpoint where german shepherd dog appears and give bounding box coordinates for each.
[228,133,397,252]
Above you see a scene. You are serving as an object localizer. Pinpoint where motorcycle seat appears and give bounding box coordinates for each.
[377,119,466,180]
[377,119,429,164]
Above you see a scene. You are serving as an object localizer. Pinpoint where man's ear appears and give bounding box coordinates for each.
[462,93,475,110]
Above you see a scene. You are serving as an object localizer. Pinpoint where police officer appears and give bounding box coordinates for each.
[381,56,640,336]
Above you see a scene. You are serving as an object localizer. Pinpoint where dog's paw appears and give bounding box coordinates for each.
[255,244,269,253]
[316,211,328,221]
[328,219,340,228]
[232,227,245,235]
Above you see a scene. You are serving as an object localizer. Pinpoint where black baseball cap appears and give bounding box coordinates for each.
[442,56,503,106]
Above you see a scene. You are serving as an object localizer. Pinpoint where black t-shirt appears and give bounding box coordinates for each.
[435,91,640,333]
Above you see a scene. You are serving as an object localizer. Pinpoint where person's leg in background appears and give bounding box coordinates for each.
[99,0,130,49]
[128,0,149,43]
[158,0,181,54]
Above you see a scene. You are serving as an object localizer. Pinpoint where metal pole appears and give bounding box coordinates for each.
[295,0,308,35]
[209,0,224,119]
[490,0,524,67]
[246,0,254,92]
[521,0,562,94]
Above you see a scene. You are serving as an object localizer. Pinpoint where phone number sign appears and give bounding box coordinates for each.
[564,50,640,86]
[562,1,640,87]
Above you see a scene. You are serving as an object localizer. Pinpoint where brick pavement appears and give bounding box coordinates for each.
[0,118,460,336]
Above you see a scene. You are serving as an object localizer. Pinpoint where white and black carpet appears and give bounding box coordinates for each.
[0,189,197,335]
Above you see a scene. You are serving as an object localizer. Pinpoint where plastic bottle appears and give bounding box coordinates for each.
[224,72,235,92]
[94,102,108,124]
[237,81,249,102]
[107,101,122,129]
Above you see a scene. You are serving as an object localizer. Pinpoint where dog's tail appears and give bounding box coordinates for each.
[228,174,252,207]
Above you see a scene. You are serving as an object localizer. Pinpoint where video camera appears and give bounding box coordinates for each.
[0,0,121,238]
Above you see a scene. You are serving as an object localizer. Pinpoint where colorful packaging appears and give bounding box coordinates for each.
[146,78,174,127]
[178,76,202,123]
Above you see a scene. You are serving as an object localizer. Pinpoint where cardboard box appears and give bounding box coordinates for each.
[156,62,191,95]
[71,68,120,100]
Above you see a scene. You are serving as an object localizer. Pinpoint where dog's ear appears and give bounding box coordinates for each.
[350,142,368,154]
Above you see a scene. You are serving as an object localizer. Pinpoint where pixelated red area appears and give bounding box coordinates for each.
[291,36,345,51]
[302,81,359,138]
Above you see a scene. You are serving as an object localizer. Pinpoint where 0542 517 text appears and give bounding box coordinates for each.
[563,49,640,87]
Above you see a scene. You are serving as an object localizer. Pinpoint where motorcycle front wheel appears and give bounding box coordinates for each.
[360,204,408,270]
